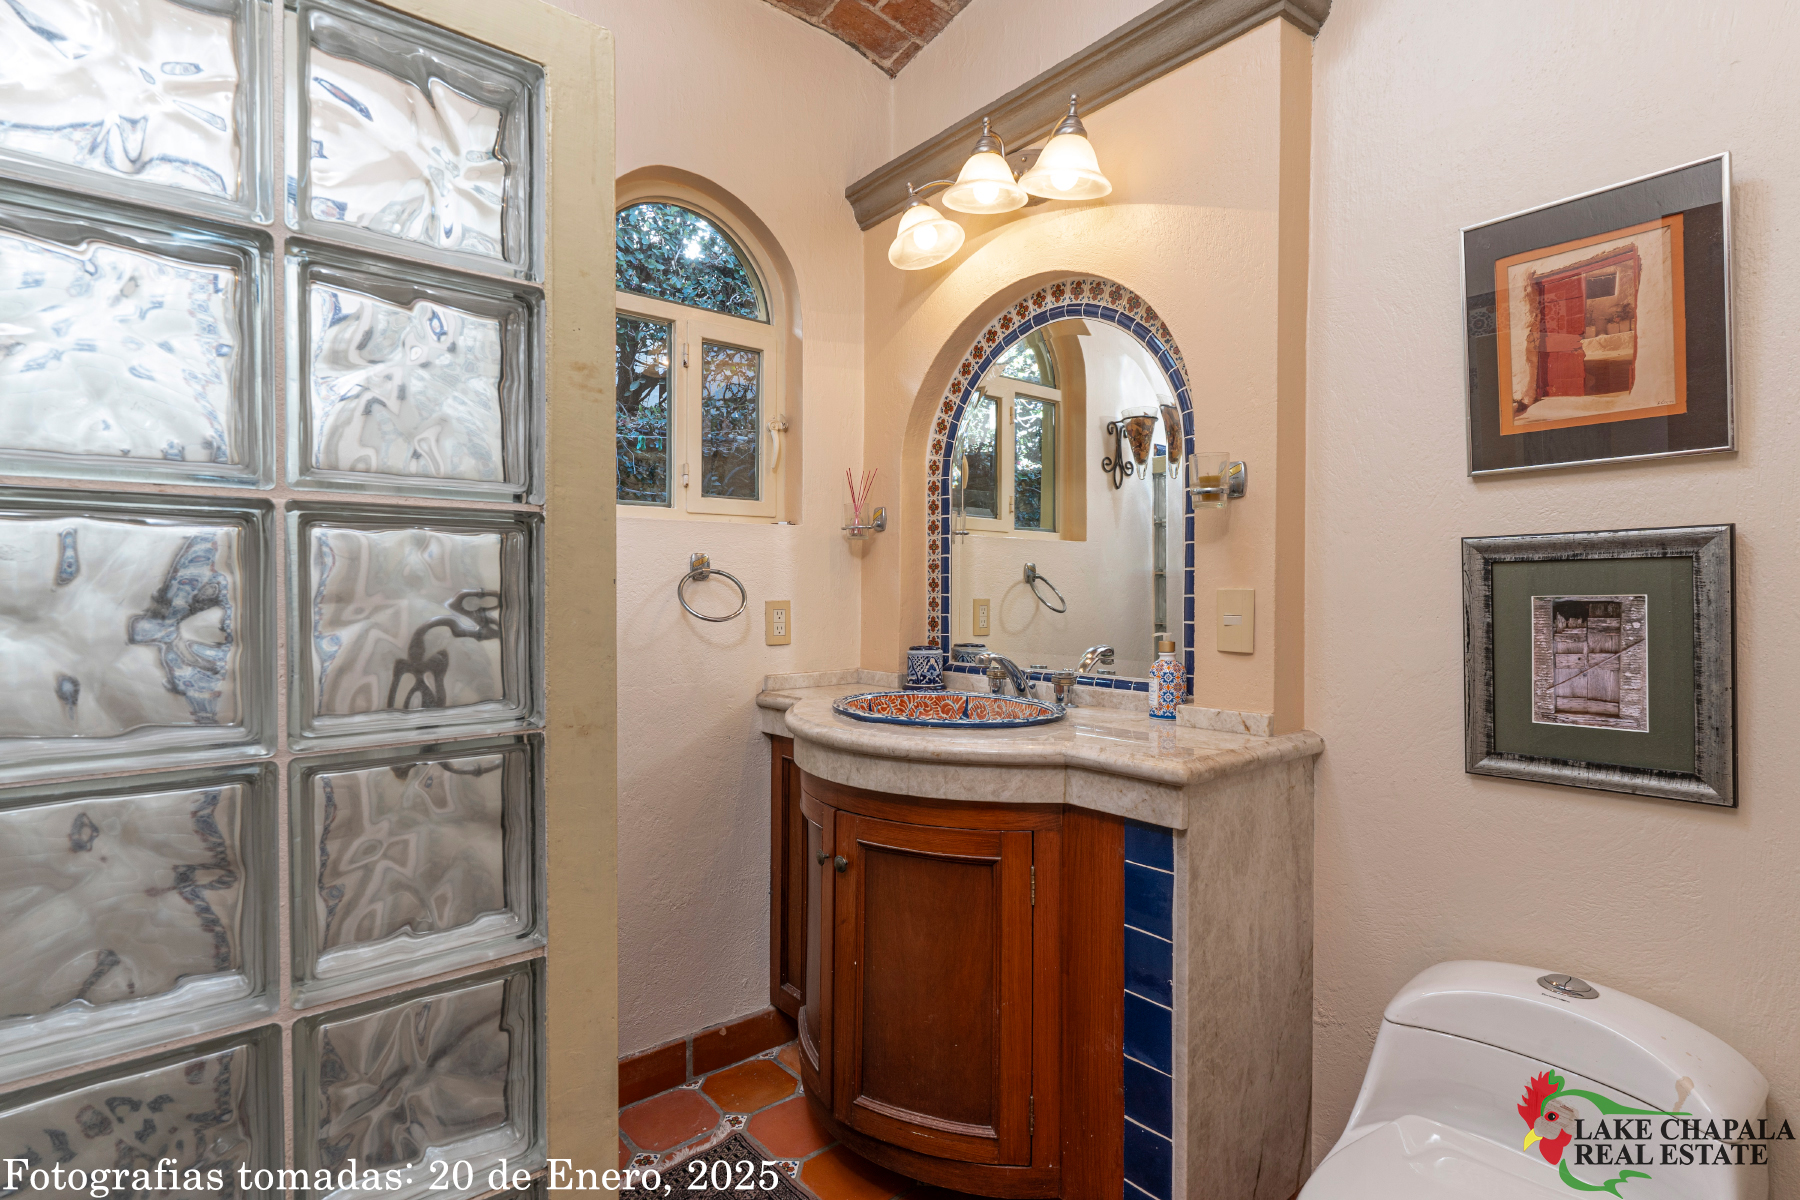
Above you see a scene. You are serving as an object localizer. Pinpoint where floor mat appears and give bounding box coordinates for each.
[621,1131,808,1200]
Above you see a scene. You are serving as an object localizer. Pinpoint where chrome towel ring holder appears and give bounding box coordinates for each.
[679,552,747,622]
[1023,562,1067,614]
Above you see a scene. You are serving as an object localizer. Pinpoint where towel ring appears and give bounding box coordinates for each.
[1023,562,1067,614]
[678,553,747,622]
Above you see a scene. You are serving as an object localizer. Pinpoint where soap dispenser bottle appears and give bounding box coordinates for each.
[1149,638,1181,721]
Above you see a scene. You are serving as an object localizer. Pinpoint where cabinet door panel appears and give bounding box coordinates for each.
[833,814,1032,1165]
[797,790,832,1106]
[767,735,802,1018]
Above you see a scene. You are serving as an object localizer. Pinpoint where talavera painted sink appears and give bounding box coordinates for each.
[833,690,1065,729]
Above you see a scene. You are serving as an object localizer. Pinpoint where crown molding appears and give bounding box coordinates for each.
[845,0,1330,230]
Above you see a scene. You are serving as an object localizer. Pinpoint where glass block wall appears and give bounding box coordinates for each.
[0,0,548,1195]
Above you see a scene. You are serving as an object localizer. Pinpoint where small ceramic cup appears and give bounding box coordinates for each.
[905,644,947,691]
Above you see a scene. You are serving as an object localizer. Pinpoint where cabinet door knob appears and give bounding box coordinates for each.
[816,851,830,865]
[834,855,849,873]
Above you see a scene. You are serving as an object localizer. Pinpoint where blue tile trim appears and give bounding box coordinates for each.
[1126,927,1174,1008]
[1124,1119,1174,1200]
[1122,817,1175,1199]
[1125,863,1174,941]
[1124,1056,1173,1138]
[1124,821,1173,871]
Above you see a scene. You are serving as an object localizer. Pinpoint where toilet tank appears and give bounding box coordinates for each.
[1331,961,1769,1200]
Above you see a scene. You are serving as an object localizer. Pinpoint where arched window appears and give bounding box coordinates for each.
[614,198,784,517]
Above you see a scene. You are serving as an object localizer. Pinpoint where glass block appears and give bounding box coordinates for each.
[0,1026,280,1195]
[295,0,541,278]
[289,504,539,748]
[287,244,542,501]
[0,765,274,1084]
[0,180,272,487]
[0,491,273,783]
[290,736,541,1007]
[0,0,269,221]
[294,964,540,1200]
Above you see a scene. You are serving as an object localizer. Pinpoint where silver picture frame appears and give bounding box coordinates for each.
[1463,525,1735,806]
[1461,153,1734,476]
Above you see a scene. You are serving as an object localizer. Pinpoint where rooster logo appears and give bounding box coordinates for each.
[1517,1070,1684,1195]
[1520,1070,1580,1165]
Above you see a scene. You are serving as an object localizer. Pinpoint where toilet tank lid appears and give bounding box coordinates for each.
[1384,961,1766,1121]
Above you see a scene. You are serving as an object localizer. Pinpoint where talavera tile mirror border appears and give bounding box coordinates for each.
[927,276,1198,696]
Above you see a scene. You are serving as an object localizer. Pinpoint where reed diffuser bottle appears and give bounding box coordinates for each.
[1149,638,1181,721]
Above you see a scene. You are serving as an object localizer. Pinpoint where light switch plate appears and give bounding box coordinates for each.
[765,600,791,645]
[973,598,991,637]
[1216,589,1254,654]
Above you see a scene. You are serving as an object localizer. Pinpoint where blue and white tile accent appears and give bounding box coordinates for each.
[924,279,1197,697]
[1123,820,1175,1200]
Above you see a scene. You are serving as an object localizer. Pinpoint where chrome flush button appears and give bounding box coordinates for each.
[1539,973,1601,999]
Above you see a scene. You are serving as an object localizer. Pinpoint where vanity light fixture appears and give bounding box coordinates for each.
[1018,94,1113,201]
[888,184,966,269]
[889,94,1112,270]
[942,118,1029,214]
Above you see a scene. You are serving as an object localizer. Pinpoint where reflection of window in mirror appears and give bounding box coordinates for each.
[614,196,787,520]
[952,324,1087,541]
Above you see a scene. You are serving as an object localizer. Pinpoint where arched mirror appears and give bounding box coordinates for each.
[935,281,1192,689]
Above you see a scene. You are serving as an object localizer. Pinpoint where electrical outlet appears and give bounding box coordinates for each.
[765,600,791,646]
[1216,589,1254,654]
[973,598,991,637]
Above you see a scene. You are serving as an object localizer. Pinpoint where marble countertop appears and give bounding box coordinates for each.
[757,672,1323,828]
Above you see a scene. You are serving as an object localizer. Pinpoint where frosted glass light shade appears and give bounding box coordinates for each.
[888,201,965,270]
[943,150,1027,215]
[1019,131,1112,201]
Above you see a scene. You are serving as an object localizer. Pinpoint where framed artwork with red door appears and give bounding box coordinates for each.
[1463,156,1731,474]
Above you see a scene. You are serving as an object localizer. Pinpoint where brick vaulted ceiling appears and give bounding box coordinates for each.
[761,0,974,75]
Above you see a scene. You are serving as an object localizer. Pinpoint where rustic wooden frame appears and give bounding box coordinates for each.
[1463,525,1736,806]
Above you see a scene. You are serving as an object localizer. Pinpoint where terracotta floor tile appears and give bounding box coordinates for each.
[775,1041,802,1077]
[746,1094,835,1159]
[618,1087,719,1152]
[702,1058,798,1113]
[800,1145,910,1200]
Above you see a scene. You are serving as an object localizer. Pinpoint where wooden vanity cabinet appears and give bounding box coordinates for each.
[767,738,1124,1200]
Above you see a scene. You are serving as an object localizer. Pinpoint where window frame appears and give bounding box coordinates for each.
[612,192,787,522]
[959,370,1065,539]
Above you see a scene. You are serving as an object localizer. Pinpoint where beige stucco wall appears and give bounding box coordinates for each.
[860,16,1312,732]
[546,0,884,1055]
[1308,0,1800,1187]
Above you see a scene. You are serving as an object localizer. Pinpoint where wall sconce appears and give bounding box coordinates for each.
[1102,409,1158,489]
[1187,453,1248,509]
[888,94,1114,271]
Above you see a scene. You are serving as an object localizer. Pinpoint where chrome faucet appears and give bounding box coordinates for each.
[1076,645,1115,674]
[977,653,1029,697]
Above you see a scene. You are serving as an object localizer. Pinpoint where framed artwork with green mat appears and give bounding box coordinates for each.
[1463,525,1735,806]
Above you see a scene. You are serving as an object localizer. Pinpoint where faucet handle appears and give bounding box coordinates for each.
[986,661,1009,694]
[1049,670,1078,708]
